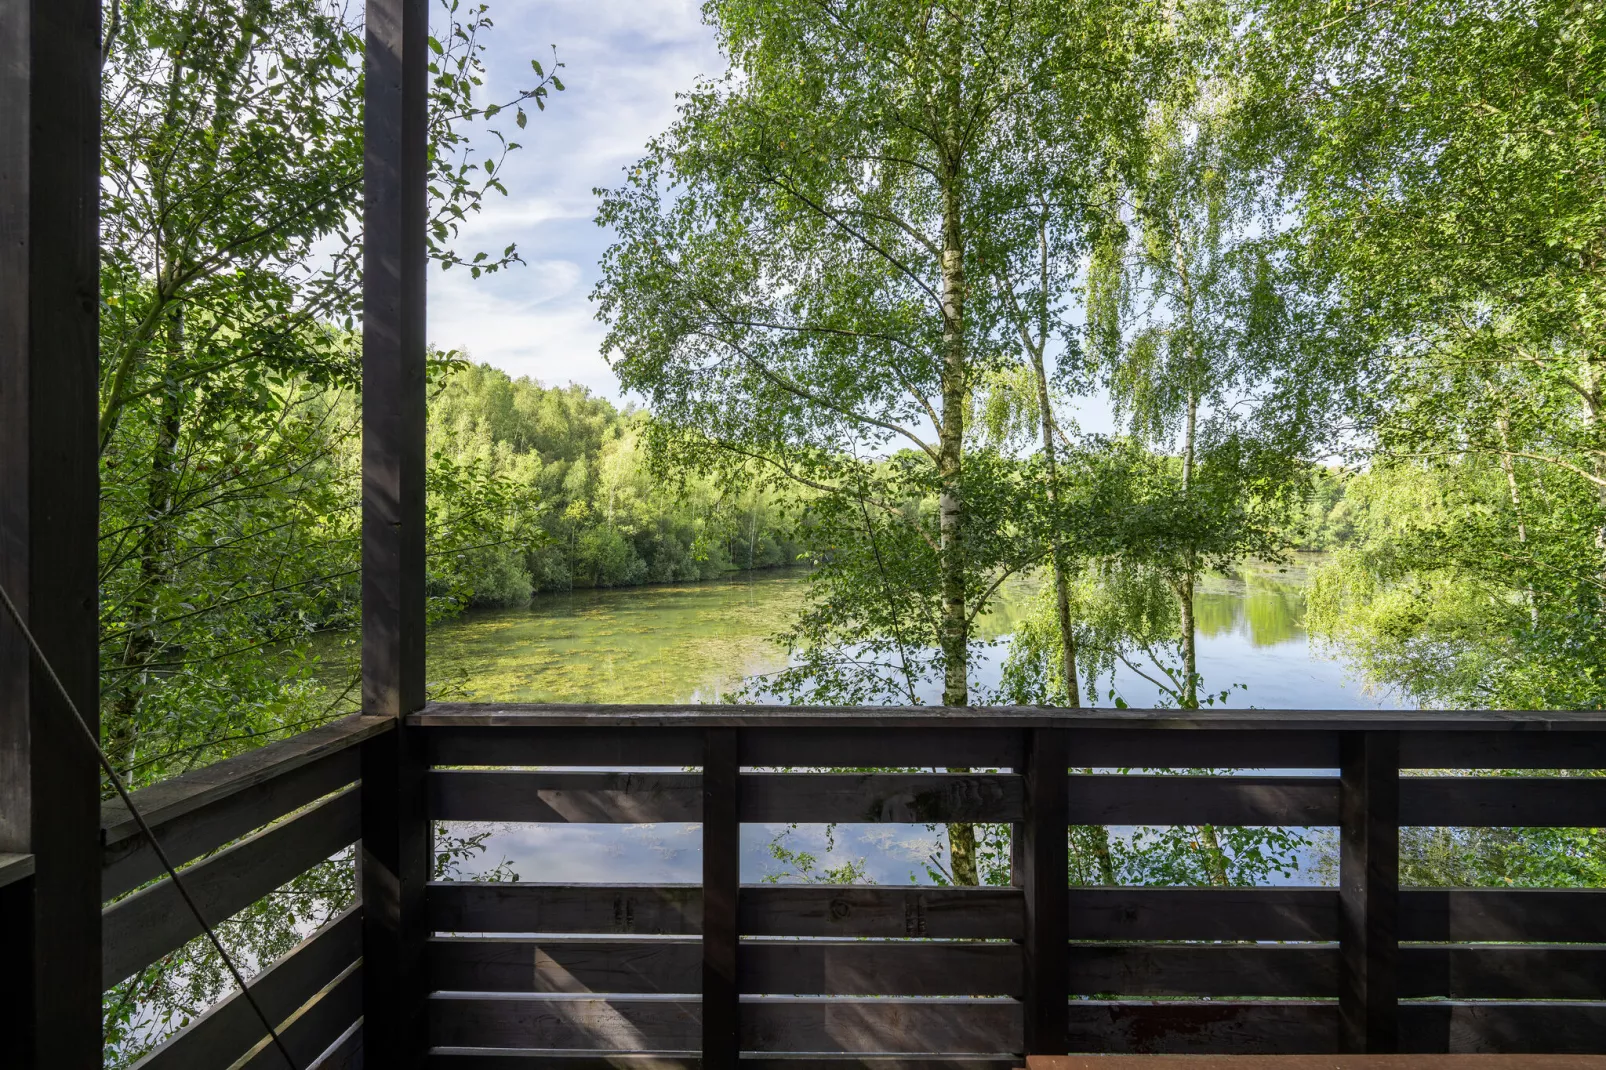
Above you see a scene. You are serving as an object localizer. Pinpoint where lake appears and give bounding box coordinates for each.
[425,560,1393,886]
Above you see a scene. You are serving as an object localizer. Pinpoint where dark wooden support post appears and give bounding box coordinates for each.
[702,727,741,1069]
[360,0,430,1064]
[0,0,102,1065]
[1020,727,1070,1055]
[1339,730,1399,1053]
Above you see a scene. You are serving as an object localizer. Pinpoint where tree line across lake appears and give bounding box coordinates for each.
[94,0,1603,1060]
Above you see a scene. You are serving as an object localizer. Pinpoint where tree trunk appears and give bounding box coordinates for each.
[937,183,968,709]
[1495,412,1539,627]
[1031,341,1080,707]
[1178,385,1199,709]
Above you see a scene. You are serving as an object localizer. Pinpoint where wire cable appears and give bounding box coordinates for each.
[0,579,302,1070]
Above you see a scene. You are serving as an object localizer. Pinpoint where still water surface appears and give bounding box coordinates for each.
[427,562,1394,885]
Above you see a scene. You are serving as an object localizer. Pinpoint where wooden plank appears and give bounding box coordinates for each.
[740,886,1023,939]
[133,906,362,1070]
[743,940,1020,997]
[1073,729,1341,769]
[104,735,370,899]
[412,703,1606,732]
[745,774,1021,823]
[309,1020,363,1070]
[741,997,1021,1054]
[1400,776,1606,827]
[1068,775,1337,827]
[361,0,432,1065]
[102,786,361,987]
[430,936,702,994]
[0,852,34,888]
[1339,731,1399,1053]
[1399,887,1606,942]
[430,771,1024,824]
[1030,1058,1606,1069]
[742,728,1024,770]
[1066,1001,1337,1054]
[428,994,703,1050]
[1399,1002,1606,1054]
[703,728,740,1070]
[429,1058,1019,1070]
[1399,944,1606,1000]
[428,726,705,768]
[1069,943,1336,998]
[238,959,363,1070]
[1022,728,1069,1054]
[0,2,103,1065]
[1065,887,1336,941]
[432,770,701,823]
[429,882,704,935]
[1401,731,1606,770]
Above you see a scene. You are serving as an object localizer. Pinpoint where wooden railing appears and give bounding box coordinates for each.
[100,705,1606,1069]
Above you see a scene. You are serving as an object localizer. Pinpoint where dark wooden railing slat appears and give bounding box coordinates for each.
[1020,727,1068,1055]
[702,727,740,1070]
[1338,730,1400,1053]
[102,786,361,987]
[133,906,361,1070]
[237,959,362,1070]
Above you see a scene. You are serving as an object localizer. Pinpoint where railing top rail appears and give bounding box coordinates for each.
[413,702,1606,732]
[0,852,34,890]
[101,713,393,850]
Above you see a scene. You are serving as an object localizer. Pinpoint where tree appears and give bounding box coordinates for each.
[1242,0,1606,706]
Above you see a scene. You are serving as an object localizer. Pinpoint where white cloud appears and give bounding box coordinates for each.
[425,0,724,398]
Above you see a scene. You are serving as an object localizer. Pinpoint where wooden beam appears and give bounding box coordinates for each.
[1339,731,1399,1053]
[361,0,430,1065]
[0,0,102,1065]
[1021,728,1069,1056]
[702,728,740,1070]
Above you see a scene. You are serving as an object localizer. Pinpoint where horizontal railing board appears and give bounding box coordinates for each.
[1400,776,1606,827]
[745,775,1022,824]
[742,997,1021,1054]
[432,771,1025,824]
[742,941,1020,997]
[429,727,707,769]
[1399,888,1606,942]
[430,770,1606,829]
[428,938,1021,998]
[413,703,1606,732]
[103,786,361,987]
[1067,775,1337,826]
[1069,943,1336,998]
[104,746,361,901]
[1399,944,1606,1000]
[428,996,1022,1055]
[1066,1001,1335,1054]
[238,959,363,1070]
[429,994,703,1050]
[741,728,1025,769]
[1066,888,1335,941]
[432,771,703,823]
[430,883,704,936]
[741,886,1023,939]
[133,906,362,1070]
[101,714,384,858]
[1400,731,1606,770]
[1400,1001,1606,1054]
[430,936,703,994]
[1071,728,1340,769]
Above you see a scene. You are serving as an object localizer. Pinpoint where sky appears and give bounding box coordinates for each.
[426,0,724,401]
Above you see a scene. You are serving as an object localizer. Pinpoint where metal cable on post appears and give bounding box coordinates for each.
[0,580,302,1070]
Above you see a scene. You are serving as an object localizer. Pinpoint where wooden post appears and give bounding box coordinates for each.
[1339,730,1399,1053]
[360,0,430,1064]
[1020,727,1070,1055]
[0,0,103,1065]
[702,727,741,1069]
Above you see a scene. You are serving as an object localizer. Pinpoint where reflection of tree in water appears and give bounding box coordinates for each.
[1194,568,1308,647]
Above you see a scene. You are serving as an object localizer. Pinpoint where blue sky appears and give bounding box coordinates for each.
[427,0,723,401]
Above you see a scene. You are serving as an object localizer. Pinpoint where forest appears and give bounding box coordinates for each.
[91,0,1602,1060]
